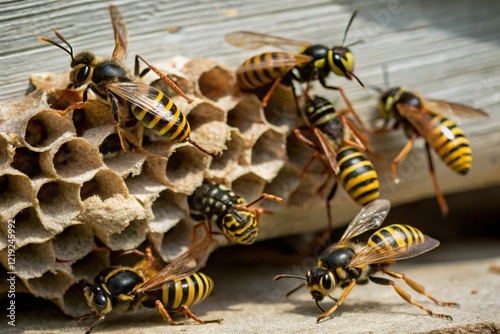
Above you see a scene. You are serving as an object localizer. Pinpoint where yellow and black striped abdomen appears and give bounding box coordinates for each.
[131,89,191,143]
[160,272,214,310]
[429,115,471,175]
[336,146,379,205]
[236,52,296,90]
[367,224,425,252]
[221,211,258,245]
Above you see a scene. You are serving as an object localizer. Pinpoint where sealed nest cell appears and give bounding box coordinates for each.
[0,57,347,317]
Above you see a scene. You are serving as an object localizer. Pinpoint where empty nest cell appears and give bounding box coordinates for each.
[251,129,286,181]
[6,207,52,249]
[11,147,42,178]
[24,269,73,300]
[36,180,81,233]
[95,219,148,251]
[227,96,264,134]
[0,134,10,170]
[164,145,210,194]
[51,224,95,264]
[155,219,193,262]
[2,242,55,280]
[261,165,302,211]
[150,189,187,234]
[0,172,34,221]
[80,168,129,202]
[23,109,75,150]
[50,138,103,182]
[198,65,238,101]
[262,84,299,131]
[60,281,92,318]
[186,101,228,154]
[208,130,245,179]
[231,172,267,206]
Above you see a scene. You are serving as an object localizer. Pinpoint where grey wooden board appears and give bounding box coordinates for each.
[1,0,500,225]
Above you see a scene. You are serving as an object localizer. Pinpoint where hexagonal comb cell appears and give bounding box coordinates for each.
[71,101,115,137]
[198,65,237,101]
[80,169,129,201]
[7,207,52,249]
[227,96,263,135]
[12,148,42,178]
[231,172,267,205]
[24,110,75,150]
[208,130,245,179]
[251,129,286,181]
[96,219,148,251]
[286,131,324,173]
[164,146,210,194]
[1,242,55,280]
[50,138,103,182]
[187,102,227,152]
[150,190,187,234]
[0,134,10,170]
[24,269,73,299]
[36,180,81,233]
[261,166,302,211]
[52,225,95,264]
[156,219,192,262]
[0,173,34,222]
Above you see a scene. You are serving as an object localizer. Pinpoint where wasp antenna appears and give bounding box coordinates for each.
[342,10,358,46]
[349,71,366,90]
[39,33,74,62]
[273,274,306,281]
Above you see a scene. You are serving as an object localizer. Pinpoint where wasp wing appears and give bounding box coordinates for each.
[136,236,213,293]
[339,199,391,244]
[108,82,173,120]
[425,99,489,119]
[109,5,128,62]
[236,52,312,73]
[225,31,311,50]
[347,234,440,268]
[313,127,339,175]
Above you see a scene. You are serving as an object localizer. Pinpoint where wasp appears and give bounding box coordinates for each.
[377,86,488,216]
[188,182,283,245]
[294,95,379,231]
[225,11,365,120]
[39,5,220,157]
[274,199,459,323]
[83,236,222,333]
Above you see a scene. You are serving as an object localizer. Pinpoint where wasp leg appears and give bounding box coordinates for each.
[390,132,418,184]
[84,315,105,334]
[293,129,335,176]
[369,276,454,320]
[383,270,458,307]
[135,54,193,104]
[425,143,449,217]
[243,193,283,209]
[155,300,184,326]
[317,279,356,323]
[262,76,283,107]
[317,75,367,131]
[178,305,223,324]
[107,91,127,152]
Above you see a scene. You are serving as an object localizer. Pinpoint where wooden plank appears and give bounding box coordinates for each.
[0,0,499,223]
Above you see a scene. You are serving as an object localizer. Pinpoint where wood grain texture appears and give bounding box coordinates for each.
[1,0,499,229]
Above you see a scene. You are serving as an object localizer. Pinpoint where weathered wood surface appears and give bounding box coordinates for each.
[1,0,499,233]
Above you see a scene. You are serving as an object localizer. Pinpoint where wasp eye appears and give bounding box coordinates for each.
[76,66,90,84]
[321,274,332,290]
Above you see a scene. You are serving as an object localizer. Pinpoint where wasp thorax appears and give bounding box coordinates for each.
[306,268,336,301]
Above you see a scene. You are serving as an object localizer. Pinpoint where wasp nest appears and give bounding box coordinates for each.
[0,57,342,317]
